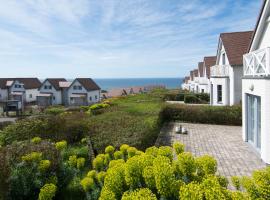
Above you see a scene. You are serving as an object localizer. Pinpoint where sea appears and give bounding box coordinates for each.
[93,78,183,91]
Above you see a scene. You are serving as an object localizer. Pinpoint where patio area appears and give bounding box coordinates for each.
[156,122,266,178]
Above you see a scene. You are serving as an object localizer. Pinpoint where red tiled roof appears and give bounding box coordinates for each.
[193,69,199,77]
[190,71,194,81]
[198,62,204,77]
[0,78,41,89]
[76,78,100,91]
[204,56,217,78]
[220,31,253,66]
[45,78,67,90]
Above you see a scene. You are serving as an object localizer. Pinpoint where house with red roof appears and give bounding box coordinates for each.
[242,0,270,164]
[209,31,253,106]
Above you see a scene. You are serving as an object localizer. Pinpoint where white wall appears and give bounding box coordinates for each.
[210,77,230,106]
[198,84,209,94]
[242,78,270,164]
[40,80,62,105]
[25,89,39,103]
[217,43,229,65]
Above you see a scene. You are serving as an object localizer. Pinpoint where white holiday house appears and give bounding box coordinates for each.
[67,78,100,106]
[181,76,190,91]
[210,31,253,106]
[242,0,270,164]
[37,78,68,106]
[202,56,216,94]
[194,62,205,93]
[0,78,41,104]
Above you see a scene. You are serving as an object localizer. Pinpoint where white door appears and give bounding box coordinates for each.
[247,94,261,151]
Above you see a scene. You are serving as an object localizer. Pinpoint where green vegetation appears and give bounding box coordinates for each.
[161,103,242,125]
[2,140,265,199]
[163,90,210,104]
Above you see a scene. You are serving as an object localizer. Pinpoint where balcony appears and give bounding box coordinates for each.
[194,77,209,84]
[210,65,230,77]
[243,47,270,77]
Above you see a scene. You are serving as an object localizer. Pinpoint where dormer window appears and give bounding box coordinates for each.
[14,84,22,88]
[73,85,77,90]
[44,85,52,89]
[78,86,82,90]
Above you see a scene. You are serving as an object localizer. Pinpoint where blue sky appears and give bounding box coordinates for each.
[0,0,262,78]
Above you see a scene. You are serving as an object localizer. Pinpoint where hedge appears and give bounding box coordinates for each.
[160,104,242,126]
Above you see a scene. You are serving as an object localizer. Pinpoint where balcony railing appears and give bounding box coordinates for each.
[194,77,208,84]
[243,47,270,77]
[210,65,230,77]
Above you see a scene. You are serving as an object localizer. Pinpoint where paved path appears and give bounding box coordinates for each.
[156,122,266,178]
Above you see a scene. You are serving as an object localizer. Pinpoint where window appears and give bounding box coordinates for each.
[29,94,32,98]
[95,95,98,100]
[89,96,92,101]
[53,96,55,100]
[78,86,82,90]
[201,89,204,93]
[44,85,47,89]
[222,53,226,65]
[73,86,77,90]
[48,85,52,89]
[217,85,222,102]
[44,85,52,89]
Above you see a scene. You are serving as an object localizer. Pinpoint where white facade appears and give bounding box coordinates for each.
[67,79,100,106]
[25,89,39,103]
[210,42,243,106]
[242,0,270,164]
[39,80,63,105]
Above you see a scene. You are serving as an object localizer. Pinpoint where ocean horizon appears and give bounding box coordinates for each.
[93,78,183,91]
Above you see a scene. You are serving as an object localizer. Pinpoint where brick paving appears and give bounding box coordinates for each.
[156,122,266,178]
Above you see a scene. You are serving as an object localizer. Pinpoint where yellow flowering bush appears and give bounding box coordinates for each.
[80,177,95,192]
[122,188,157,200]
[38,183,57,200]
[76,157,85,169]
[105,145,115,155]
[179,182,203,200]
[173,142,185,155]
[38,160,51,172]
[55,140,67,151]
[79,143,270,200]
[87,170,97,179]
[113,150,124,160]
[127,147,137,158]
[21,152,42,162]
[31,136,42,144]
[68,155,77,168]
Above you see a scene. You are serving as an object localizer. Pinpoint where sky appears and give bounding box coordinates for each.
[0,0,263,78]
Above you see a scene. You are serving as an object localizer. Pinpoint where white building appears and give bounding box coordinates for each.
[202,56,216,94]
[0,78,41,104]
[210,31,253,106]
[195,62,210,93]
[242,0,270,164]
[37,78,67,106]
[67,78,100,106]
[181,76,190,90]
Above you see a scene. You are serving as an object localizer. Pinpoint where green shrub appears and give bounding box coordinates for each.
[122,188,157,200]
[31,136,42,144]
[0,113,90,145]
[173,142,185,155]
[184,95,200,104]
[44,106,65,115]
[55,140,67,151]
[160,104,242,125]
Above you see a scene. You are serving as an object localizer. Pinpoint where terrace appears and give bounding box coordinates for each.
[243,47,270,77]
[157,122,266,178]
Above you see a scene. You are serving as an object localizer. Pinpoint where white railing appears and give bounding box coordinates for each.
[243,47,270,77]
[194,77,208,84]
[210,65,230,77]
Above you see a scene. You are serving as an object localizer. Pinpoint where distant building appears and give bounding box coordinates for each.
[67,78,100,106]
[37,78,67,106]
[210,31,253,106]
[0,78,41,105]
[242,0,270,164]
